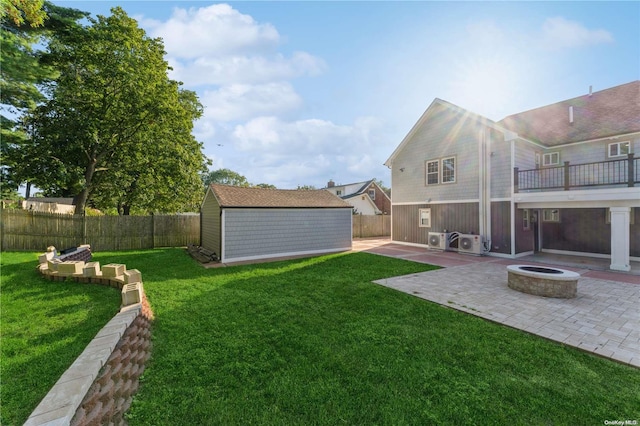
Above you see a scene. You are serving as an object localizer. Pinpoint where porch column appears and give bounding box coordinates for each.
[610,207,631,272]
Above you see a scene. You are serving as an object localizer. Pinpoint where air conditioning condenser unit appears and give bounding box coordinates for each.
[428,232,450,251]
[458,234,483,255]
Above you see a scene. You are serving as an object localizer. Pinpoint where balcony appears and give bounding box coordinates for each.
[514,153,639,193]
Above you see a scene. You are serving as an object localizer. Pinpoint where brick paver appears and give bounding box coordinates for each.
[373,261,640,367]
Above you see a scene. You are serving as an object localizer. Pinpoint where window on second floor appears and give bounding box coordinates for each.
[542,152,560,166]
[336,190,342,196]
[608,141,630,158]
[426,160,439,185]
[368,189,375,200]
[425,157,456,185]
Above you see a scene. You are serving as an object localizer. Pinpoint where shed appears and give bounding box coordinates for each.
[201,184,353,263]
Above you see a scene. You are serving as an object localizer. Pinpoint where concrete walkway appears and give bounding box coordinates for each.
[356,239,640,368]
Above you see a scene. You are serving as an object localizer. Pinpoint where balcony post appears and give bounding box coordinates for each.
[514,167,519,193]
[628,153,634,187]
[563,161,570,191]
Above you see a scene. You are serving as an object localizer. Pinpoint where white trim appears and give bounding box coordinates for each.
[223,247,352,264]
[542,151,560,166]
[539,248,640,262]
[514,187,640,208]
[510,139,516,257]
[220,209,226,262]
[486,251,515,259]
[514,132,640,150]
[392,199,480,206]
[514,250,534,258]
[491,197,512,202]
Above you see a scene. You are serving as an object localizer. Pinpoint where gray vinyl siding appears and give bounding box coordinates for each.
[391,104,481,204]
[489,201,511,254]
[224,208,352,261]
[545,136,640,165]
[513,139,539,170]
[542,208,640,257]
[201,190,221,256]
[392,203,479,245]
[490,128,512,199]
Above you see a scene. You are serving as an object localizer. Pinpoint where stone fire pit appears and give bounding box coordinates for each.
[507,265,579,298]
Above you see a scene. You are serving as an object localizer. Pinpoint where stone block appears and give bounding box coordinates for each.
[83,262,101,277]
[123,269,142,284]
[38,251,55,264]
[47,258,62,272]
[102,263,126,278]
[58,261,85,275]
[121,282,142,306]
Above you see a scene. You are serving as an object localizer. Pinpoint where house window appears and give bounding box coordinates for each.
[368,189,375,200]
[419,208,431,228]
[542,209,560,222]
[426,160,439,185]
[523,209,530,231]
[336,190,342,196]
[442,157,456,183]
[608,141,630,158]
[542,152,560,166]
[535,153,541,168]
[605,208,635,224]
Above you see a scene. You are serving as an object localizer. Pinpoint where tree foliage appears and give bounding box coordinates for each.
[24,7,208,214]
[0,2,87,198]
[202,168,250,188]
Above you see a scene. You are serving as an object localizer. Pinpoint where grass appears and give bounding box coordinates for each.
[0,252,121,425]
[94,248,638,425]
[3,248,639,425]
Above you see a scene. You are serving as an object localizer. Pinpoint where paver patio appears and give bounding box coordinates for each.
[357,239,640,368]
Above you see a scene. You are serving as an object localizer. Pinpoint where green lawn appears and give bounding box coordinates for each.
[0,252,121,425]
[3,249,639,425]
[107,249,638,425]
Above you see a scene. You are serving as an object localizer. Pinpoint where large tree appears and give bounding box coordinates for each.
[202,168,250,188]
[0,1,86,198]
[26,7,208,214]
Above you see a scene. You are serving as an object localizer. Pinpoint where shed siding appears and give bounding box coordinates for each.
[201,191,221,256]
[391,104,481,204]
[392,203,479,245]
[223,208,352,261]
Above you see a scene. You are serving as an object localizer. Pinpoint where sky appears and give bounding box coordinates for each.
[54,1,640,189]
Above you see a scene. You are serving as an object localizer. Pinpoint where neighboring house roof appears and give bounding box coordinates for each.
[208,184,351,208]
[25,197,75,205]
[498,80,640,146]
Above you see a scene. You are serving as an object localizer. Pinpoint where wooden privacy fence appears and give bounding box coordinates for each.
[0,208,200,251]
[352,214,391,238]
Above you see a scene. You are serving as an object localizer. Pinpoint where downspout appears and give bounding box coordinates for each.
[478,127,492,251]
[220,209,226,263]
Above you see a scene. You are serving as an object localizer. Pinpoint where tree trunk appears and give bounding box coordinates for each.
[25,182,31,199]
[74,159,97,215]
[122,204,131,215]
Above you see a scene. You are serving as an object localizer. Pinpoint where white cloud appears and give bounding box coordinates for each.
[148,4,280,58]
[167,52,325,86]
[540,17,613,49]
[200,83,302,122]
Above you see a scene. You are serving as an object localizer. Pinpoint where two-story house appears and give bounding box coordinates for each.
[384,80,639,271]
[324,179,391,215]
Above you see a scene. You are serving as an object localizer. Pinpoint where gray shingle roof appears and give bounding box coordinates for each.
[209,184,351,208]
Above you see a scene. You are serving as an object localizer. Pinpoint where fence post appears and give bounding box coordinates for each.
[151,213,155,249]
[513,168,519,193]
[563,161,570,191]
[628,153,634,187]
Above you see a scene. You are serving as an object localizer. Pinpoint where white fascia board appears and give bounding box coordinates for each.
[392,199,480,206]
[514,187,640,208]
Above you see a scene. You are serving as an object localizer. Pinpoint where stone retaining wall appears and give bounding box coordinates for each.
[25,248,153,426]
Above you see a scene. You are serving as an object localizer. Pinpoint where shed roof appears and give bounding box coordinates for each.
[209,184,352,208]
[498,80,640,146]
